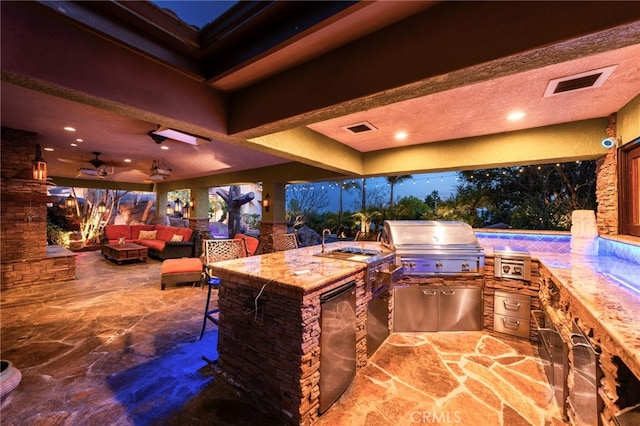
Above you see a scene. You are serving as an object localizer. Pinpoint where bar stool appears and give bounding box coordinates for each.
[271,233,298,251]
[200,238,248,340]
[354,231,381,242]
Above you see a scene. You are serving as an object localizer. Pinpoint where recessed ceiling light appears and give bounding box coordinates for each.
[44,147,54,152]
[395,131,408,140]
[124,158,131,163]
[161,146,169,150]
[506,111,526,121]
[76,138,83,142]
[70,143,77,147]
[64,126,76,132]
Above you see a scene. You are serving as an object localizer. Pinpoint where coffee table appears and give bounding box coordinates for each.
[101,243,148,264]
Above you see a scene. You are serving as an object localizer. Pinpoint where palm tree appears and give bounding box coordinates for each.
[338,180,360,219]
[386,175,413,207]
[352,209,382,233]
[360,178,367,211]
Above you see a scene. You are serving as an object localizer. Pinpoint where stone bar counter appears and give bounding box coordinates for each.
[207,241,391,425]
[532,250,640,425]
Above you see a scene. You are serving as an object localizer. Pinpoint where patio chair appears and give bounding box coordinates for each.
[233,233,260,256]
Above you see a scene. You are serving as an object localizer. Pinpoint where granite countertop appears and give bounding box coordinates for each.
[211,241,640,378]
[207,241,389,297]
[532,251,640,380]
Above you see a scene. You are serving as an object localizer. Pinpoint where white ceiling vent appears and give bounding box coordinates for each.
[544,65,617,97]
[342,121,378,134]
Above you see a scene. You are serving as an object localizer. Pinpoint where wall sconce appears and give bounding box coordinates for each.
[189,198,195,208]
[262,193,271,212]
[166,203,172,215]
[31,143,47,181]
[65,194,76,208]
[97,201,107,214]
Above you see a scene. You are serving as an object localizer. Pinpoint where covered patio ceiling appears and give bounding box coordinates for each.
[1,1,639,188]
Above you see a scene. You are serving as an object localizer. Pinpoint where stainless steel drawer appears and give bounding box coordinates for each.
[494,313,530,338]
[494,291,530,319]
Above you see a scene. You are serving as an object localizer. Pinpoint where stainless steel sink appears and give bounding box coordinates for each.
[314,247,381,261]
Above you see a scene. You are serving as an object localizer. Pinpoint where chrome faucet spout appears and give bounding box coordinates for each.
[322,229,331,253]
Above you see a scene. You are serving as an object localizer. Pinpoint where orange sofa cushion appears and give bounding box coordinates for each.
[130,224,155,240]
[137,239,165,251]
[105,225,131,240]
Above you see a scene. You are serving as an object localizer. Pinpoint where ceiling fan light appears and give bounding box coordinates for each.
[77,168,106,178]
[150,126,210,146]
[148,174,166,181]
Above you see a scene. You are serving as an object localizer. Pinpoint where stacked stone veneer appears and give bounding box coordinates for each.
[596,146,618,235]
[596,113,619,235]
[216,270,367,425]
[538,266,640,426]
[259,221,289,253]
[1,127,75,290]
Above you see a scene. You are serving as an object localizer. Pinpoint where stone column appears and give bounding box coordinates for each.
[595,113,619,235]
[259,181,288,252]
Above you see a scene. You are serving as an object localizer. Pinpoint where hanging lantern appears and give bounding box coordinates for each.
[97,201,107,214]
[65,194,75,208]
[31,143,47,181]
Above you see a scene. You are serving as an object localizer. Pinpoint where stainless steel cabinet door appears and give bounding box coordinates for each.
[438,287,483,331]
[393,286,438,332]
[319,282,357,414]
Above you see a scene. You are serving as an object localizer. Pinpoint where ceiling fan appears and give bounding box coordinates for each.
[77,152,113,178]
[89,152,105,168]
[147,158,172,181]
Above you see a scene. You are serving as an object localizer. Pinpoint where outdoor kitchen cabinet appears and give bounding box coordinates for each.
[394,285,483,332]
[493,290,531,339]
[394,286,438,331]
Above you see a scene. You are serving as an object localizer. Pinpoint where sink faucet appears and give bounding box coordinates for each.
[322,229,331,253]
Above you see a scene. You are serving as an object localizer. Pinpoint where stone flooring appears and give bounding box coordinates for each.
[317,333,567,426]
[1,251,567,425]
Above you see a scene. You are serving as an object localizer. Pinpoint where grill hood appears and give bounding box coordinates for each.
[382,220,485,276]
[382,220,481,250]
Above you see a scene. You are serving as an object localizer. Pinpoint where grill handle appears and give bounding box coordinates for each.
[440,289,456,296]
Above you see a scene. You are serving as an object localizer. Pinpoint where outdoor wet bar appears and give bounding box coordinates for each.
[208,241,392,425]
[206,232,640,426]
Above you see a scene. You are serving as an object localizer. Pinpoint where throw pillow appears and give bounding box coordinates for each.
[170,234,184,242]
[138,230,158,240]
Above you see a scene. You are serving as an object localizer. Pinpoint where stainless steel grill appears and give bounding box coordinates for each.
[382,220,485,276]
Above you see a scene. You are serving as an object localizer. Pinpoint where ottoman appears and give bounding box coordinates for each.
[160,258,203,290]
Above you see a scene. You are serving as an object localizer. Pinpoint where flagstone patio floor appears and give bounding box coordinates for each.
[1,251,567,425]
